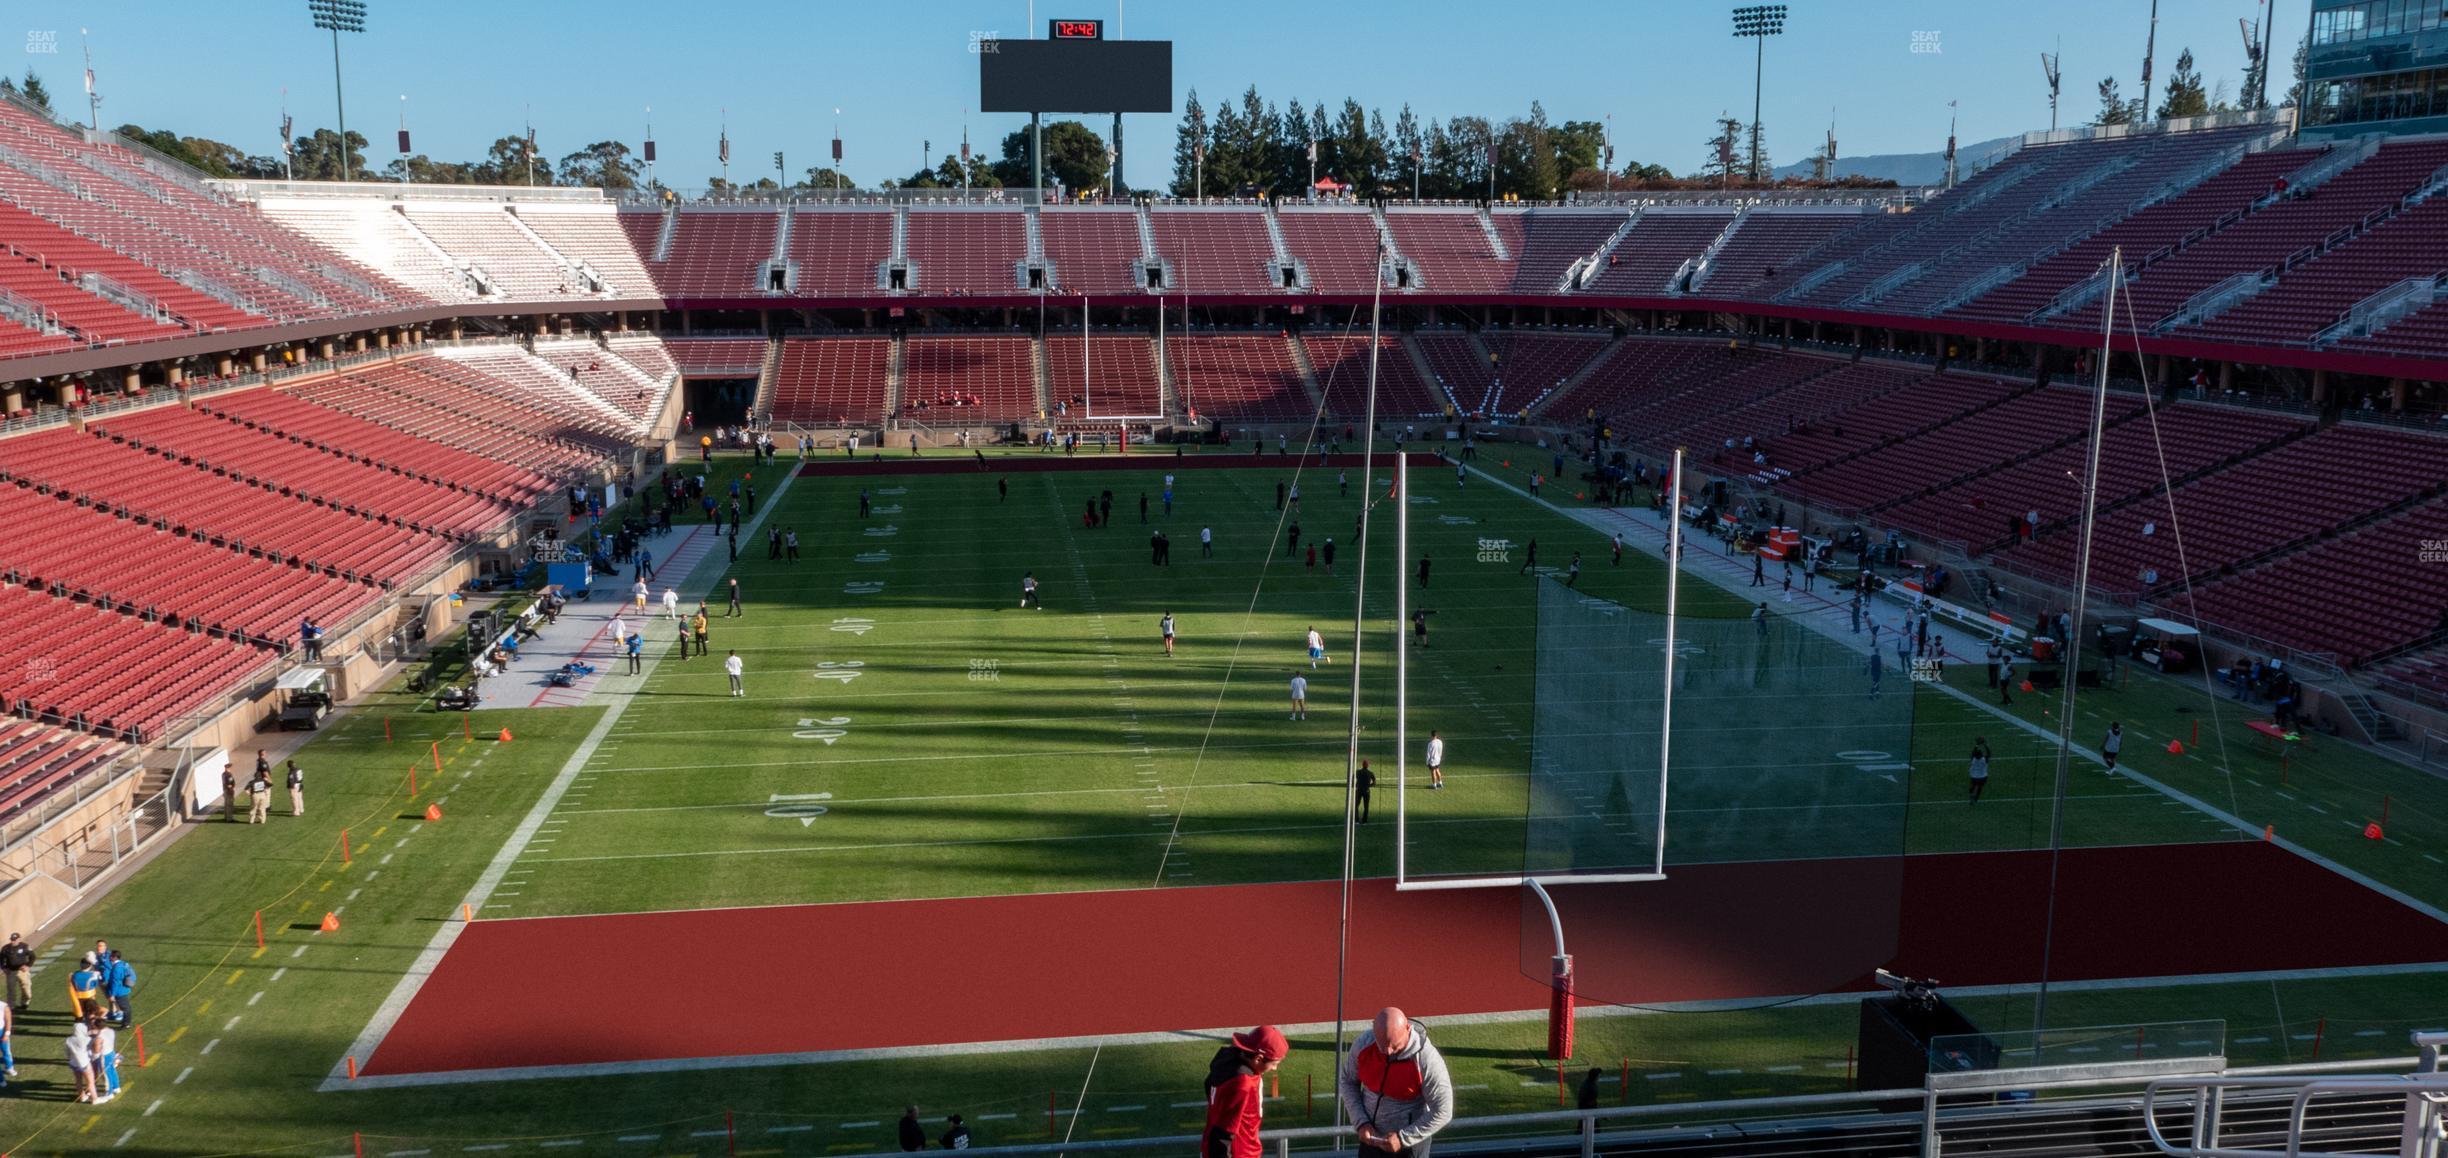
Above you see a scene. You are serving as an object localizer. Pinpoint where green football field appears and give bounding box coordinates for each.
[4,446,2445,1157]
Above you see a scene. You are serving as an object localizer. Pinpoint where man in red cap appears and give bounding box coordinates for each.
[1204,1025,1287,1158]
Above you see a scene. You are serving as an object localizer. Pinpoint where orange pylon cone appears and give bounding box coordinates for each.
[2262,824,2274,842]
[424,803,443,821]
[2364,821,2384,840]
[319,911,341,933]
[2019,680,2035,693]
[2167,740,2185,755]
[497,727,513,743]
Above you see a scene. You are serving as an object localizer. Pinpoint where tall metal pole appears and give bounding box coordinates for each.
[2140,0,2160,120]
[79,30,100,131]
[1081,295,1092,419]
[1659,448,1685,873]
[1394,451,1409,883]
[2259,2,2279,109]
[2032,248,2122,1041]
[330,26,350,181]
[1032,113,1045,205]
[1750,36,1765,184]
[1334,253,1389,1127]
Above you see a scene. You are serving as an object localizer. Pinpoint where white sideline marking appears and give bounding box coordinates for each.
[323,489,793,1093]
[113,1128,137,1148]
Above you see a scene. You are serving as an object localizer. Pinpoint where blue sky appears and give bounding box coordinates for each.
[16,1,2303,185]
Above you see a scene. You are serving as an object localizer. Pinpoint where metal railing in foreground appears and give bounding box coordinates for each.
[799,1048,2438,1158]
[2143,1034,2448,1158]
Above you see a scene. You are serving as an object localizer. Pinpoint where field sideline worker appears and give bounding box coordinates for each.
[0,933,31,1010]
[1340,1007,1454,1158]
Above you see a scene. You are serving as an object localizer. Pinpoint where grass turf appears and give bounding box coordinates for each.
[4,447,2444,1156]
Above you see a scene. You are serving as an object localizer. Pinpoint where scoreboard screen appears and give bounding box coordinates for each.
[1049,18,1102,38]
[979,38,1172,114]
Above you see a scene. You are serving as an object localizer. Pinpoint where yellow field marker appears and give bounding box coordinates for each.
[249,947,267,960]
[319,880,334,892]
[79,1113,100,1133]
[194,1000,211,1016]
[370,825,389,839]
[224,969,244,987]
[165,1025,188,1044]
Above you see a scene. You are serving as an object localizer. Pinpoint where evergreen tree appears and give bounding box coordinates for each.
[19,71,52,115]
[2095,77,2135,126]
[1701,116,1743,185]
[2283,33,2308,109]
[2156,49,2210,120]
[2240,46,2269,111]
[1391,104,1425,197]
[1170,89,1206,197]
[1745,120,1771,184]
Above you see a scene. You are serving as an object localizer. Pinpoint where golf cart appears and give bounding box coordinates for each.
[273,668,333,731]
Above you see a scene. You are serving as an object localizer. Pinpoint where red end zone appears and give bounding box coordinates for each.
[363,843,2448,1077]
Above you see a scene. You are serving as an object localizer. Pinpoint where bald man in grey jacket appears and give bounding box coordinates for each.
[1339,1007,1455,1157]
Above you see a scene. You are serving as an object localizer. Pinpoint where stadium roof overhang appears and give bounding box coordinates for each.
[8,289,2443,386]
[644,290,2448,382]
[0,296,662,383]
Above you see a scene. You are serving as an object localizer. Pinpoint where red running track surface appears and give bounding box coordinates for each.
[363,842,2448,1076]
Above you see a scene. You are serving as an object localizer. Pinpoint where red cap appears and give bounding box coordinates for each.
[1232,1025,1289,1062]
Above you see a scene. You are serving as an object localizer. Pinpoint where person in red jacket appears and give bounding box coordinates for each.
[1204,1025,1287,1158]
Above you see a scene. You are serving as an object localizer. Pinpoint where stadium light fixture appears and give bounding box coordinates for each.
[307,0,367,181]
[1730,4,1786,185]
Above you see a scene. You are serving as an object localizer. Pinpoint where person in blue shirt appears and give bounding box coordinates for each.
[0,998,15,1080]
[67,955,101,1021]
[625,632,644,675]
[105,951,135,1025]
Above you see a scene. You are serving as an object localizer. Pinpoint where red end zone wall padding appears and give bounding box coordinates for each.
[363,843,2448,1076]
[791,452,1447,478]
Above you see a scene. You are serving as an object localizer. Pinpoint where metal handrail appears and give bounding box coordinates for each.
[818,1055,2432,1158]
[2141,1072,2448,1158]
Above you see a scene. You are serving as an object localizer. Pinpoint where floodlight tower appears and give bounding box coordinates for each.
[307,0,366,181]
[1731,5,1786,185]
[2041,44,2063,132]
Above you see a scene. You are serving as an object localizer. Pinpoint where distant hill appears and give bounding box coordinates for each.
[1771,134,2022,186]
